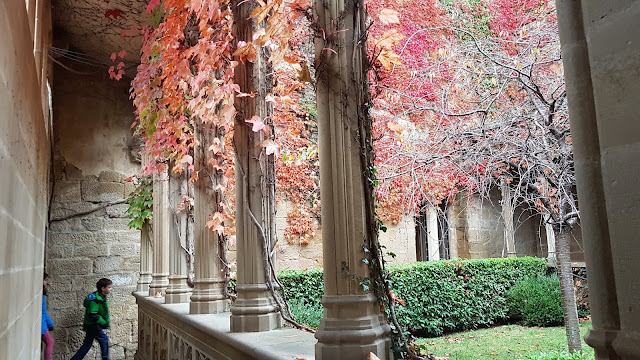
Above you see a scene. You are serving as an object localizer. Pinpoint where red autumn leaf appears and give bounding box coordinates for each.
[104,9,123,19]
[146,0,161,13]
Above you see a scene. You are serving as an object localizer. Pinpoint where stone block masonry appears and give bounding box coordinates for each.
[47,160,140,360]
[0,0,52,359]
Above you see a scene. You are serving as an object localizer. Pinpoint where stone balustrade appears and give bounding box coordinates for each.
[133,292,315,360]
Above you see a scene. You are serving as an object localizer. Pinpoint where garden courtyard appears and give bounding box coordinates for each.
[419,321,593,360]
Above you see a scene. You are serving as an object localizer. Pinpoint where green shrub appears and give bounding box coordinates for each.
[522,351,590,360]
[270,257,546,336]
[277,268,324,306]
[507,275,564,327]
[288,299,323,329]
[389,257,547,336]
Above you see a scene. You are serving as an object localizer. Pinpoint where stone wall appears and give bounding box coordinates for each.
[272,202,416,271]
[47,70,140,360]
[452,191,504,259]
[0,1,52,359]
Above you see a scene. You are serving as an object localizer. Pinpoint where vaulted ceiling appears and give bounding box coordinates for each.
[52,0,146,72]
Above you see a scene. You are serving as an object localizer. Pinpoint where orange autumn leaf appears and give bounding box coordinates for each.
[250,1,277,24]
[378,9,400,25]
[377,48,402,70]
[233,42,257,64]
[376,29,405,50]
[387,121,405,134]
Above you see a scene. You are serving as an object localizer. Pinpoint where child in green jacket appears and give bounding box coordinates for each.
[71,278,113,360]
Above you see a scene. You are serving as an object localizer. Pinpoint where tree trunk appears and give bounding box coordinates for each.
[556,229,582,353]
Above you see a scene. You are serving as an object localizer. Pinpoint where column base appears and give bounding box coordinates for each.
[137,272,152,292]
[165,275,191,304]
[315,294,391,360]
[586,328,621,359]
[149,273,169,297]
[230,284,282,332]
[613,330,640,359]
[189,278,229,314]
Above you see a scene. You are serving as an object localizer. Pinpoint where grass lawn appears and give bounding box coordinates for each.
[416,321,594,360]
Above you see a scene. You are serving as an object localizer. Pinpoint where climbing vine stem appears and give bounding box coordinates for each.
[354,1,434,358]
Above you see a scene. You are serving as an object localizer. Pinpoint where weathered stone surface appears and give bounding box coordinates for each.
[110,285,137,304]
[49,218,85,232]
[109,273,135,287]
[82,181,125,202]
[110,319,134,345]
[110,218,135,231]
[48,232,107,247]
[72,276,104,293]
[98,170,122,183]
[48,290,81,310]
[110,243,140,256]
[120,256,141,272]
[47,245,68,259]
[47,275,75,292]
[51,329,71,354]
[49,201,104,220]
[53,181,81,202]
[73,243,109,257]
[66,326,89,352]
[124,182,136,197]
[53,158,66,181]
[90,231,119,244]
[51,308,84,327]
[48,259,93,275]
[93,256,123,273]
[64,163,84,180]
[81,217,104,231]
[107,203,130,218]
[117,231,140,243]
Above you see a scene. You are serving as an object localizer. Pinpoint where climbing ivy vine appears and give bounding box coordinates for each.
[126,177,154,229]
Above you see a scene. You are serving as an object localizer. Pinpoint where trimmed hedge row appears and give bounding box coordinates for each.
[272,257,547,336]
[390,257,547,336]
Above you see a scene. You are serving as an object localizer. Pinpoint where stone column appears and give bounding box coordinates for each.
[149,168,170,296]
[426,204,440,261]
[136,221,153,292]
[544,214,557,267]
[446,205,459,259]
[189,124,229,314]
[229,0,282,332]
[556,1,620,359]
[501,183,516,258]
[165,173,191,304]
[314,0,391,358]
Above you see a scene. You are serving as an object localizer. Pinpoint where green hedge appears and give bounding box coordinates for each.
[389,257,547,336]
[260,257,546,336]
